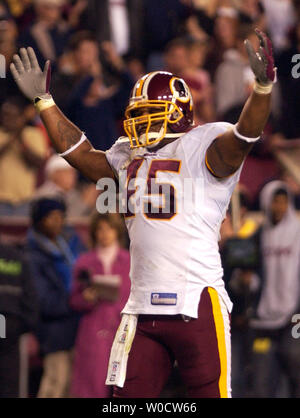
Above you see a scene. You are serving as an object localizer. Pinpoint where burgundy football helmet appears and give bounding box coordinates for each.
[124,71,194,148]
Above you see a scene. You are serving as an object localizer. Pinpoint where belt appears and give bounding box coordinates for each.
[138,314,192,322]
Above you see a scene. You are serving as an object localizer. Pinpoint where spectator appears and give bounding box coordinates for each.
[182,37,215,124]
[0,240,38,398]
[163,38,190,76]
[249,181,300,397]
[280,169,300,210]
[276,20,300,139]
[205,6,240,77]
[261,0,296,51]
[0,7,18,65]
[78,0,144,59]
[164,37,215,125]
[214,6,240,51]
[64,0,88,31]
[4,0,35,32]
[143,0,192,71]
[27,197,84,398]
[220,190,260,397]
[236,0,266,28]
[214,24,257,119]
[35,154,97,217]
[66,41,134,150]
[70,212,130,398]
[51,30,101,111]
[18,0,72,66]
[0,96,47,216]
[185,9,214,42]
[123,54,146,82]
[0,3,21,105]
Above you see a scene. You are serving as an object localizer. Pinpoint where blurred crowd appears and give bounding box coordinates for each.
[0,0,300,398]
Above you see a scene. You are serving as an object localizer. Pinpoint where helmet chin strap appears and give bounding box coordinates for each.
[139,124,184,149]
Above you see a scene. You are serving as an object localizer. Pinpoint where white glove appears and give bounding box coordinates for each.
[10,47,51,102]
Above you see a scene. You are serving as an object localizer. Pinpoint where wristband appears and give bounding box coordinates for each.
[233,125,261,143]
[34,95,56,113]
[253,80,273,95]
[59,133,87,157]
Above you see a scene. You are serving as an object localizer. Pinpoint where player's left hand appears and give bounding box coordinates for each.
[244,28,276,85]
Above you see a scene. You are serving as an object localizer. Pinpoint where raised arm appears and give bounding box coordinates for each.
[10,48,115,183]
[206,29,276,178]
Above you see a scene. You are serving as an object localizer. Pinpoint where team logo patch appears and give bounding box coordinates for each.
[151,293,177,305]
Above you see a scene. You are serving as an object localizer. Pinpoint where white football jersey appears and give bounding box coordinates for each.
[106,122,243,318]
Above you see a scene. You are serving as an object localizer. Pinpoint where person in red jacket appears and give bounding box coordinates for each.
[70,213,130,398]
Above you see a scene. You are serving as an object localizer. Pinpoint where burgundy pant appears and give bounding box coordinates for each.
[114,287,231,398]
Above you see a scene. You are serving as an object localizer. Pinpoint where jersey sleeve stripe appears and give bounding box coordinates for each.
[205,153,222,178]
[205,153,234,180]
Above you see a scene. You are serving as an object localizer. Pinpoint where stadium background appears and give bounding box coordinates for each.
[0,0,300,398]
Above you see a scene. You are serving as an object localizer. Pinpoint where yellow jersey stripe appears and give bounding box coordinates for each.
[208,287,228,398]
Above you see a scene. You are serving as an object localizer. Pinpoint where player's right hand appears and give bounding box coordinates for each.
[10,47,51,102]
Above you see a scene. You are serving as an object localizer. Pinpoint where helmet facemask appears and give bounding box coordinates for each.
[124,100,184,149]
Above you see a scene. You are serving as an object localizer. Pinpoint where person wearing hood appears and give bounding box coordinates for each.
[27,197,84,398]
[249,180,300,398]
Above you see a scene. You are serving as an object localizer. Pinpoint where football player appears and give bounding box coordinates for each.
[11,29,275,398]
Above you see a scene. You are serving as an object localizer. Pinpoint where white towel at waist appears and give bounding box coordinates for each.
[105,313,138,388]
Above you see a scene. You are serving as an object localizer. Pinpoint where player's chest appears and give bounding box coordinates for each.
[120,155,197,221]
[126,155,185,183]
